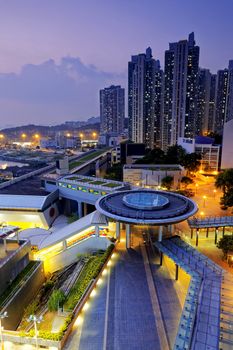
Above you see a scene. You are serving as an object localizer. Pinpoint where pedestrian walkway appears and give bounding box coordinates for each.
[65,239,162,350]
[188,215,233,229]
[155,236,224,350]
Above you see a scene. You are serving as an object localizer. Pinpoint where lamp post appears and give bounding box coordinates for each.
[28,315,43,349]
[0,311,7,350]
[195,183,198,195]
[213,189,217,199]
[203,195,207,208]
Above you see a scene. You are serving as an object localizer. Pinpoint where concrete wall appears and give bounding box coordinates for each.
[42,236,111,274]
[2,261,45,330]
[0,240,31,295]
[123,166,186,189]
[0,202,59,229]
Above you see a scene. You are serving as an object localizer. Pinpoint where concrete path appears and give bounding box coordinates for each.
[65,239,163,350]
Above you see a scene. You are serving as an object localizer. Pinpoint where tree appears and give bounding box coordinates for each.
[48,290,66,311]
[181,153,201,174]
[180,176,194,189]
[215,169,233,210]
[217,235,233,260]
[135,148,165,164]
[165,145,186,164]
[161,175,174,190]
[104,163,123,181]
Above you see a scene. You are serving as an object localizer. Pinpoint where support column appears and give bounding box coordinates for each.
[191,228,193,239]
[3,238,7,252]
[78,201,83,218]
[196,229,199,247]
[16,230,19,243]
[158,226,163,242]
[126,224,131,249]
[206,227,209,238]
[95,225,100,237]
[168,225,174,235]
[84,203,88,216]
[63,240,67,250]
[222,226,225,237]
[215,228,218,245]
[116,222,120,241]
[160,252,163,266]
[175,264,179,280]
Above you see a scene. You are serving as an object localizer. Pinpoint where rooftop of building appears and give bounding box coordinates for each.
[124,164,184,171]
[0,225,19,237]
[96,189,198,225]
[59,174,127,191]
[0,190,58,211]
[0,241,21,262]
[0,176,48,195]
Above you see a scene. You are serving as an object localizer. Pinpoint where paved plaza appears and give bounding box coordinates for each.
[64,230,192,350]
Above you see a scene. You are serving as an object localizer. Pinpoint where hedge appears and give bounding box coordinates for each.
[65,244,114,310]
[19,244,114,341]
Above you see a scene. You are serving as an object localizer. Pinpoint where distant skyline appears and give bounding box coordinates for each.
[0,0,233,127]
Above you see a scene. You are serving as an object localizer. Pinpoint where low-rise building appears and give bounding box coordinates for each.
[123,164,186,189]
[0,191,59,229]
[111,142,146,165]
[178,136,221,173]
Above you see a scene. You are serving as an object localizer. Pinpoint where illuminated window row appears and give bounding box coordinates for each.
[58,182,106,196]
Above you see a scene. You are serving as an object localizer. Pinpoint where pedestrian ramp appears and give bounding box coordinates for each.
[155,236,228,350]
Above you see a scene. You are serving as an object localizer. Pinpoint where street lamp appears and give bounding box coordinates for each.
[0,311,7,350]
[195,183,198,194]
[213,189,217,198]
[28,315,43,349]
[203,195,207,208]
[92,132,97,139]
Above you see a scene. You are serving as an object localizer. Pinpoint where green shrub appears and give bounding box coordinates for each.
[24,300,39,318]
[43,280,55,293]
[48,290,66,311]
[65,244,114,310]
[19,244,114,343]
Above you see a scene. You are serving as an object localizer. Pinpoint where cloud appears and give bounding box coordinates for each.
[0,57,126,126]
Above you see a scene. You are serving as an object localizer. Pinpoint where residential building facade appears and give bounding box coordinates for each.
[100,85,125,134]
[162,32,199,150]
[128,48,162,149]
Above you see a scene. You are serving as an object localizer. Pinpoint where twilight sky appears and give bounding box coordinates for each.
[0,0,233,128]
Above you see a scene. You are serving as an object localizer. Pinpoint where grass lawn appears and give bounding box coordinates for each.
[77,178,92,183]
[104,182,121,188]
[90,180,106,185]
[69,149,107,170]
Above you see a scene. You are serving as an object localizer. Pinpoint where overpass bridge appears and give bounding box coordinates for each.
[155,236,233,350]
[69,148,111,175]
[188,215,233,245]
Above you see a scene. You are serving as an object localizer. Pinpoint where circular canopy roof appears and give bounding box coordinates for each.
[96,190,198,225]
[123,192,169,210]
